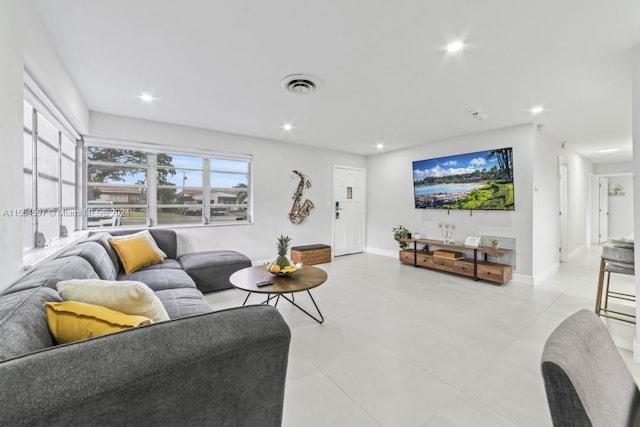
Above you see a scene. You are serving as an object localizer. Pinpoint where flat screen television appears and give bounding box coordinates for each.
[413,147,514,210]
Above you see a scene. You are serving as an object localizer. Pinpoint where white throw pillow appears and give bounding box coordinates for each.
[109,230,168,259]
[57,279,170,322]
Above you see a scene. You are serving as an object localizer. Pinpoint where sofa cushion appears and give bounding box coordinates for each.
[178,250,252,293]
[57,279,170,322]
[108,234,163,274]
[109,229,178,260]
[45,301,151,344]
[7,257,99,294]
[154,288,213,319]
[119,268,197,292]
[134,258,182,270]
[0,287,62,361]
[85,232,121,276]
[108,230,168,259]
[56,241,118,281]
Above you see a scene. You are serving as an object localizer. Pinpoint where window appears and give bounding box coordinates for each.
[85,142,251,228]
[156,153,203,225]
[22,99,78,250]
[210,158,249,220]
[86,147,147,227]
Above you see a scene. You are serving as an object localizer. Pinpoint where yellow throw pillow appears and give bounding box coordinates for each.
[45,301,152,344]
[109,230,167,259]
[108,234,163,274]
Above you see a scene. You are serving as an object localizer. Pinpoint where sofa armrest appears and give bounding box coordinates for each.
[0,305,291,427]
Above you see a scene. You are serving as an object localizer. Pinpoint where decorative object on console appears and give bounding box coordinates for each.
[413,147,514,211]
[465,236,480,247]
[392,225,411,249]
[491,238,499,249]
[289,170,314,224]
[439,222,455,244]
[433,250,465,259]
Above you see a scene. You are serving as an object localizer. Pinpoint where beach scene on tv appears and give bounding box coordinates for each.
[413,147,514,210]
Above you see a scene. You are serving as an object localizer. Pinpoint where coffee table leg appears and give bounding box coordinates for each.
[280,290,324,324]
[242,292,252,306]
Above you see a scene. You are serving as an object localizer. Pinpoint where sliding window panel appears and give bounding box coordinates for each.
[210,170,249,221]
[156,153,204,225]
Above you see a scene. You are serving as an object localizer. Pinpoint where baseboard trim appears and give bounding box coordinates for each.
[512,273,534,286]
[532,262,560,286]
[365,247,398,258]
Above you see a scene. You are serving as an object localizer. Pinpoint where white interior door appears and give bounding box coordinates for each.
[333,166,365,256]
[559,164,568,262]
[599,177,609,243]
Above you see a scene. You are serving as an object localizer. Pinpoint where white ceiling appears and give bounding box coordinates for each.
[34,0,640,163]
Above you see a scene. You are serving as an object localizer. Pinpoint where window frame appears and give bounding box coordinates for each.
[83,137,253,229]
[23,77,81,251]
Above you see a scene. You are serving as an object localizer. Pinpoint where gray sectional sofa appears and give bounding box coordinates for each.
[0,229,291,426]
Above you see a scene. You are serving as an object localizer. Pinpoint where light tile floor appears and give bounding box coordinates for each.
[205,246,638,426]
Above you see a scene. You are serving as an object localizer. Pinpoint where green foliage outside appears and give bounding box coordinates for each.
[443,181,514,210]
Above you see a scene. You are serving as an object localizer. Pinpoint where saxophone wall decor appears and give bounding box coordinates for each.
[289,170,314,224]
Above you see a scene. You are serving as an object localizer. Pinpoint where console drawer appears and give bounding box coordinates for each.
[432,257,455,272]
[416,253,433,268]
[452,259,475,277]
[399,250,414,265]
[477,263,512,283]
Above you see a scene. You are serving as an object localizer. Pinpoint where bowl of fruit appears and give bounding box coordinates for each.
[266,262,302,276]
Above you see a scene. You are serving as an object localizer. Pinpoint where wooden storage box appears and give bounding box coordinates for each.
[291,244,331,265]
[433,249,465,259]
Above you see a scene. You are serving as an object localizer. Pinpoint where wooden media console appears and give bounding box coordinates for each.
[399,238,513,284]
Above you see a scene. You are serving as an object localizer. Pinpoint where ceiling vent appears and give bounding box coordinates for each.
[281,74,322,95]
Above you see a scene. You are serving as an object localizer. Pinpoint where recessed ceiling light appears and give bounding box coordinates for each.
[446,41,465,54]
[138,93,156,103]
[530,106,544,114]
[598,148,619,153]
[282,123,294,131]
[376,142,385,150]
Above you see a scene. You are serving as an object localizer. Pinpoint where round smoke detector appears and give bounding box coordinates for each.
[281,74,322,95]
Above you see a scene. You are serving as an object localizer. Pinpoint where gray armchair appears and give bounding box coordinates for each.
[541,310,640,426]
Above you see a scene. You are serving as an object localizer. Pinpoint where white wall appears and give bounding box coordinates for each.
[0,1,91,292]
[595,162,633,175]
[532,128,560,280]
[366,124,538,281]
[607,175,634,239]
[0,0,27,290]
[564,150,593,255]
[90,112,366,262]
[23,0,89,133]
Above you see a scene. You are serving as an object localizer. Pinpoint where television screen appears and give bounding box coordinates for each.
[413,147,514,210]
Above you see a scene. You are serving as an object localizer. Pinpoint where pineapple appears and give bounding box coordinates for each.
[276,235,292,269]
